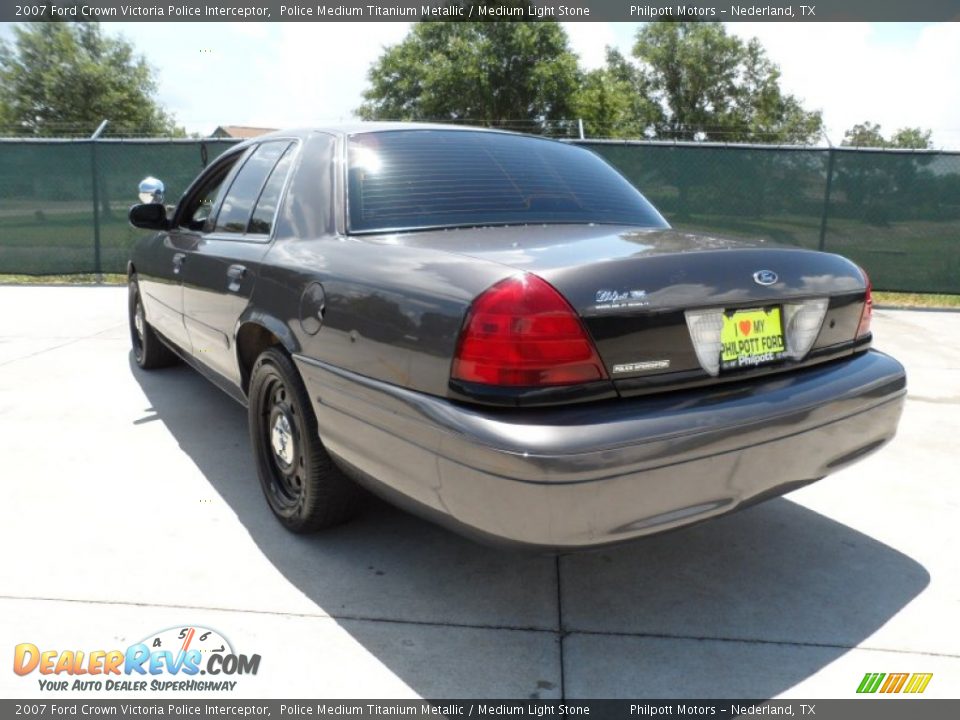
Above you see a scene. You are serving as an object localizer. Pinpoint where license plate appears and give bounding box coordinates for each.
[720,307,786,370]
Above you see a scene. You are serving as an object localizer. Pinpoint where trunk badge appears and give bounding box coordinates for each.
[613,360,671,374]
[594,289,649,309]
[753,270,779,286]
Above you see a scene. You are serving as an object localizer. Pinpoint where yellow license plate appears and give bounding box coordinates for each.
[720,307,786,369]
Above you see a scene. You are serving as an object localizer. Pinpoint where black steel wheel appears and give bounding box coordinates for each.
[248,347,360,532]
[128,274,177,369]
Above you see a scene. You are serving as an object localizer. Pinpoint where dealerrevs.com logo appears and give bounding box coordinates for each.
[856,672,933,694]
[13,626,261,692]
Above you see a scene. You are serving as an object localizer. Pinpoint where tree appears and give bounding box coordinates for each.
[357,8,580,133]
[631,21,823,143]
[890,127,933,149]
[573,48,660,138]
[842,122,934,149]
[841,122,886,148]
[0,22,181,137]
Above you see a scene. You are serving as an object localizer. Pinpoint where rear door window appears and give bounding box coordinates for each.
[214,141,291,234]
[247,145,296,236]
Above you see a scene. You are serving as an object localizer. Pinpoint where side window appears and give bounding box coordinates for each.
[214,142,290,234]
[247,145,296,235]
[178,155,242,231]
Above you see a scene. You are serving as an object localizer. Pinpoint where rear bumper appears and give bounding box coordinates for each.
[294,350,906,550]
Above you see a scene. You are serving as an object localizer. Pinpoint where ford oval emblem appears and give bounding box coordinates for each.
[753,270,778,286]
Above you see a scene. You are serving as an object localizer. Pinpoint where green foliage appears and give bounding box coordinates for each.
[573,48,659,138]
[842,122,886,148]
[358,16,826,143]
[357,9,580,132]
[631,21,823,143]
[890,127,933,149]
[842,122,933,149]
[0,22,182,137]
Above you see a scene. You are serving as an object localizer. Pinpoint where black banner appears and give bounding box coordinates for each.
[3,0,960,23]
[3,700,960,719]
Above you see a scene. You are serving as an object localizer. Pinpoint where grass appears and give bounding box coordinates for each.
[0,273,125,285]
[873,292,960,309]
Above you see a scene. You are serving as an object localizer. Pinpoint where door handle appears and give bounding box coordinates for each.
[227,264,247,292]
[172,253,186,274]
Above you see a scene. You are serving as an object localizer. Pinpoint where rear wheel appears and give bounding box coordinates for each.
[128,274,177,369]
[248,347,360,532]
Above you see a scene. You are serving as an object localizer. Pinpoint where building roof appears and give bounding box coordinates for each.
[210,125,278,139]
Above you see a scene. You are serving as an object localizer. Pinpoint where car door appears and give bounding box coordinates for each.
[134,225,192,351]
[140,149,248,352]
[180,140,297,387]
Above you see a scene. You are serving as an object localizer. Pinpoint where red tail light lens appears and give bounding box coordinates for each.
[857,269,873,339]
[451,274,608,387]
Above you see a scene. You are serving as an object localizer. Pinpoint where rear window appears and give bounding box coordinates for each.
[346,130,667,233]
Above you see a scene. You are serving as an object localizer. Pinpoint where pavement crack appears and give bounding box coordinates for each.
[566,628,960,659]
[0,338,86,368]
[0,324,125,368]
[3,595,958,661]
[555,554,566,701]
[0,594,556,635]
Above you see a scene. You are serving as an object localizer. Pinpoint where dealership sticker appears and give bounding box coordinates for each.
[594,288,650,309]
[12,626,260,692]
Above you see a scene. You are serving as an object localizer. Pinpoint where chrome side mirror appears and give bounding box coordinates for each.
[138,176,165,204]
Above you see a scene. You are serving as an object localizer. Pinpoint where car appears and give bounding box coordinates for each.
[127,124,906,550]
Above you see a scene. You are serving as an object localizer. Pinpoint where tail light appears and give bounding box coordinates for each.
[451,274,608,387]
[857,269,873,339]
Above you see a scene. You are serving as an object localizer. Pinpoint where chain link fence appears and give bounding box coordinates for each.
[1,136,958,293]
[581,141,960,294]
[0,138,239,275]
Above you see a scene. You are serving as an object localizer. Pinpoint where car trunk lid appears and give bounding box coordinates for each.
[360,224,869,394]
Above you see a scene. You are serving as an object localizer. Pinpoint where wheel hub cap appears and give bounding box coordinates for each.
[134,302,144,340]
[270,413,295,468]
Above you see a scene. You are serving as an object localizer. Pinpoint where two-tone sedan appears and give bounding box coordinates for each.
[127,124,906,550]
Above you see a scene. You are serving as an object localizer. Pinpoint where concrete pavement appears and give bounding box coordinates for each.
[0,287,957,699]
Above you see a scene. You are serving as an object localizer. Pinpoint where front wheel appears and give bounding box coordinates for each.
[248,347,361,533]
[129,274,178,369]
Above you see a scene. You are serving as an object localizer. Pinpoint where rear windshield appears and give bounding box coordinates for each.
[346,130,668,233]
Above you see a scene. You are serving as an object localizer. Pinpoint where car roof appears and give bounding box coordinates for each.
[228,122,529,150]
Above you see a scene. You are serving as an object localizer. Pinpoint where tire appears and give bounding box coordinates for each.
[129,274,178,369]
[248,347,361,532]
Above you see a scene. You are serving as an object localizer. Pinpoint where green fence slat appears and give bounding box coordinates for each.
[0,139,238,275]
[580,141,960,295]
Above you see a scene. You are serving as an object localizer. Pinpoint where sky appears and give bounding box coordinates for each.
[1,21,958,148]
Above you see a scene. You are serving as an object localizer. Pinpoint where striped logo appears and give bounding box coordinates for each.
[857,672,933,694]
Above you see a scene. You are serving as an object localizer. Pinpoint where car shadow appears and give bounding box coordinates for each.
[129,355,929,699]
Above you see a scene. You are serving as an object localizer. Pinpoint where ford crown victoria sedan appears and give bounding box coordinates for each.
[127,124,906,550]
